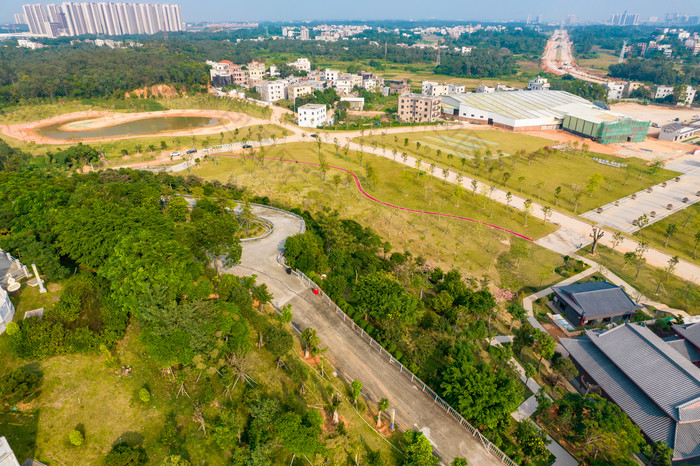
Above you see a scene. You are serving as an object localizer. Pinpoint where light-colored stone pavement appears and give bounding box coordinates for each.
[580,154,700,233]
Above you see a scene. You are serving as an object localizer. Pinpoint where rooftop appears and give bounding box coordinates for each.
[561,323,700,461]
[442,90,589,121]
[298,103,326,110]
[674,322,700,350]
[552,281,642,318]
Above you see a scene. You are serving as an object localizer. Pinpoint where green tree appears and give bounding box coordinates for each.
[664,223,677,248]
[403,430,439,466]
[350,380,363,407]
[515,420,551,463]
[642,441,673,466]
[533,329,556,372]
[441,363,522,430]
[301,328,322,356]
[275,411,323,457]
[376,398,389,427]
[166,196,189,222]
[524,363,536,385]
[69,429,84,446]
[353,273,419,324]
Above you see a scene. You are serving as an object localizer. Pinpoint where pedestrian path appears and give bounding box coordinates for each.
[489,336,578,466]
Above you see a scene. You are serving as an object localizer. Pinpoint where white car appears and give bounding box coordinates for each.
[170,151,181,157]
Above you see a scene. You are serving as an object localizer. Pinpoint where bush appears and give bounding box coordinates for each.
[394,350,403,361]
[387,343,397,353]
[0,365,42,405]
[365,324,375,336]
[69,429,84,446]
[359,320,368,330]
[139,388,151,403]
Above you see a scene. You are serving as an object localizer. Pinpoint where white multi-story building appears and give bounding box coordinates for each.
[298,104,327,128]
[258,80,287,103]
[288,83,315,101]
[605,82,625,101]
[300,26,310,40]
[422,81,465,96]
[16,39,44,49]
[334,79,353,95]
[288,58,311,73]
[324,69,339,82]
[678,85,696,106]
[655,85,675,100]
[20,2,183,38]
[477,84,495,93]
[528,76,550,91]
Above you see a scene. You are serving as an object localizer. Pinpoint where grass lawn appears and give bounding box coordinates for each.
[9,282,63,321]
[578,51,620,73]
[576,245,700,313]
[0,306,401,465]
[191,142,563,296]
[357,129,680,215]
[638,202,700,266]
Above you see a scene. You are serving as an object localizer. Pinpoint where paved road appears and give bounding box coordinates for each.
[542,30,609,84]
[223,205,500,466]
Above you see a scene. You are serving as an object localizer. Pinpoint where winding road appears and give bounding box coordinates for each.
[223,205,501,466]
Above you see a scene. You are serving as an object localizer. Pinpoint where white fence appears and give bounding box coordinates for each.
[276,250,516,466]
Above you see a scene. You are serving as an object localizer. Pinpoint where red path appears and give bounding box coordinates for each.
[219,154,533,241]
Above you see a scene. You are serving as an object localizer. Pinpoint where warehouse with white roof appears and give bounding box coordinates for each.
[441,90,650,143]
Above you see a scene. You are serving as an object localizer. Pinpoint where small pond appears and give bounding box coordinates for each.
[36,116,222,140]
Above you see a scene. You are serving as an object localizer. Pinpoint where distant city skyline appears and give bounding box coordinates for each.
[2,0,698,25]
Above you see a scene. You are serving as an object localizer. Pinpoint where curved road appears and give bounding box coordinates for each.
[223,205,501,466]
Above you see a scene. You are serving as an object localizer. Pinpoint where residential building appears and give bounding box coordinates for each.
[624,81,644,96]
[334,79,353,95]
[447,83,466,94]
[269,65,279,78]
[210,60,233,87]
[288,83,315,101]
[421,81,465,96]
[551,281,642,327]
[297,103,326,128]
[257,80,287,103]
[658,123,700,142]
[16,39,44,49]
[299,26,310,40]
[605,82,625,101]
[20,2,183,38]
[363,78,380,92]
[385,78,411,95]
[288,58,311,73]
[324,69,339,82]
[561,323,700,463]
[231,64,247,87]
[477,84,495,93]
[678,85,696,106]
[340,97,364,110]
[397,94,442,123]
[655,85,675,100]
[0,436,20,466]
[247,61,266,81]
[528,75,551,91]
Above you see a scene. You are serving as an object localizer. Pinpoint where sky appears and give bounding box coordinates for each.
[1,0,698,24]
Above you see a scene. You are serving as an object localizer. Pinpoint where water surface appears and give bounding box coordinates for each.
[36,116,222,140]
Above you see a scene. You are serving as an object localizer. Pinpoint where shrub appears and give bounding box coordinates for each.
[139,388,151,403]
[365,325,375,336]
[387,343,397,353]
[359,320,368,330]
[69,429,84,446]
[5,322,18,336]
[0,365,42,405]
[394,350,403,361]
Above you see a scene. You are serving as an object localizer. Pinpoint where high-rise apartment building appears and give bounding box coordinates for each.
[18,2,183,38]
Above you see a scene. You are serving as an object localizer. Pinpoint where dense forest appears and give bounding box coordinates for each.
[0,27,547,108]
[609,58,700,86]
[0,159,451,464]
[0,44,209,106]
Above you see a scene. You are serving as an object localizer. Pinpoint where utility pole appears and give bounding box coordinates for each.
[384,41,387,60]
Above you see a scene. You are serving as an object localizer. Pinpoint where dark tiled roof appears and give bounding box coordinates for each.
[561,323,700,461]
[673,322,700,351]
[665,338,700,363]
[552,281,643,318]
[561,336,675,446]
